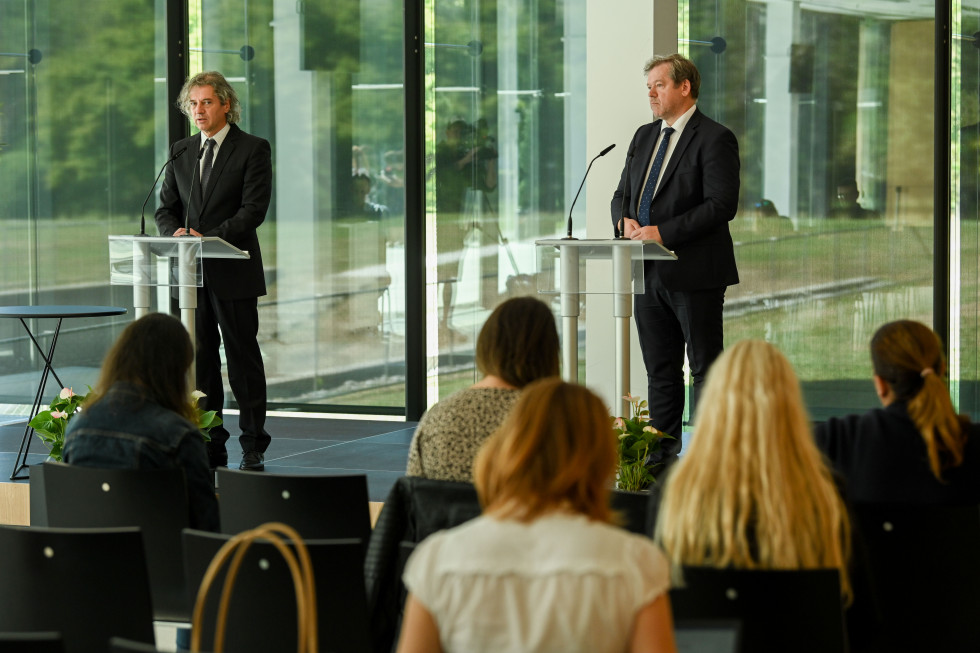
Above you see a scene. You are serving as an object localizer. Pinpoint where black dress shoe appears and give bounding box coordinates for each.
[207,445,228,469]
[240,451,265,472]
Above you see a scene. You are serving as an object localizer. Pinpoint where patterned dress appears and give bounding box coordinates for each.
[406,387,520,482]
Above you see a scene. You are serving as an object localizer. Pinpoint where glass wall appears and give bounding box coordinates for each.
[424,0,584,400]
[196,0,408,411]
[3,0,972,422]
[685,0,937,419]
[0,0,158,414]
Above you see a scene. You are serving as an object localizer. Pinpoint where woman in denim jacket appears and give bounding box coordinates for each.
[63,312,219,531]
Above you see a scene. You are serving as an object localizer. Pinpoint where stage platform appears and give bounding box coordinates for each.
[0,410,417,526]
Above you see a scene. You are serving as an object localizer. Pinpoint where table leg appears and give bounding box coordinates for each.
[10,317,64,480]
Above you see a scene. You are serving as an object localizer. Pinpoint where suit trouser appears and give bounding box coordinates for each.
[196,284,270,454]
[634,280,725,455]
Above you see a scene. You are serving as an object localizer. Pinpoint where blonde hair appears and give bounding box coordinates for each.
[655,340,851,600]
[871,320,969,480]
[473,378,616,523]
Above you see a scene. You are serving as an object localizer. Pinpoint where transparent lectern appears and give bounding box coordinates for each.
[108,235,250,348]
[536,238,677,417]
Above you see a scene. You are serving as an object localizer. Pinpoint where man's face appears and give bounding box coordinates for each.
[188,85,229,137]
[647,63,691,125]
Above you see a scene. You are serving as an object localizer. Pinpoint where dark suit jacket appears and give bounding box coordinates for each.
[155,123,273,300]
[610,108,740,292]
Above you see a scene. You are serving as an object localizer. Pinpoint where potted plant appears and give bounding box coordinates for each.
[31,387,222,462]
[612,393,671,492]
[29,387,87,462]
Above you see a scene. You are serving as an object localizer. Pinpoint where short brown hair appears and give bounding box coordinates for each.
[475,296,560,388]
[644,53,701,99]
[474,378,616,523]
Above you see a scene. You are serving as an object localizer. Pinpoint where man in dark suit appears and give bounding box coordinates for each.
[610,54,740,464]
[155,71,273,472]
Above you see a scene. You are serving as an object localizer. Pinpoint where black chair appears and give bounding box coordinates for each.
[29,462,193,621]
[215,469,371,545]
[0,632,65,653]
[853,503,980,652]
[365,476,481,653]
[0,525,155,653]
[182,528,371,653]
[669,567,845,653]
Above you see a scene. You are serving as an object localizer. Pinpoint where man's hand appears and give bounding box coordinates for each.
[172,227,203,237]
[626,222,663,244]
[621,217,640,238]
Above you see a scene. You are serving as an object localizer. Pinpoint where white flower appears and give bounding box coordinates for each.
[59,387,75,399]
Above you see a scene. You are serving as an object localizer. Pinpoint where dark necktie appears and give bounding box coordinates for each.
[201,138,216,194]
[637,127,675,226]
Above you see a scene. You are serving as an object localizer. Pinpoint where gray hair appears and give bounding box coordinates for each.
[176,71,242,124]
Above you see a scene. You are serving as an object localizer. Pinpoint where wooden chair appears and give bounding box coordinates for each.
[669,567,845,653]
[182,528,371,653]
[853,502,980,652]
[30,462,193,622]
[215,469,371,547]
[0,632,65,653]
[0,525,155,653]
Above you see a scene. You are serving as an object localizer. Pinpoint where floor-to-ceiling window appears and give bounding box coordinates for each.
[0,0,159,416]
[3,0,971,424]
[423,0,585,401]
[683,0,937,419]
[954,0,980,415]
[194,0,409,411]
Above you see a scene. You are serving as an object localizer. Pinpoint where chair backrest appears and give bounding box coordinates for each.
[669,567,845,653]
[0,525,155,653]
[853,502,980,652]
[182,528,371,653]
[31,462,192,621]
[216,469,371,545]
[0,632,65,653]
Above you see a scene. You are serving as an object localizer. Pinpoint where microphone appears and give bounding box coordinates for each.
[616,142,637,239]
[183,144,206,236]
[139,146,186,235]
[565,143,615,239]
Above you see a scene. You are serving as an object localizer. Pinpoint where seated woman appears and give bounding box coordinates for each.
[654,340,851,599]
[63,312,219,531]
[397,378,676,653]
[406,295,559,481]
[815,319,980,504]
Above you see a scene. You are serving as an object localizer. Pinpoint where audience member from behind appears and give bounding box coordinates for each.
[654,340,851,601]
[405,296,560,481]
[816,320,980,504]
[398,378,676,653]
[63,313,219,531]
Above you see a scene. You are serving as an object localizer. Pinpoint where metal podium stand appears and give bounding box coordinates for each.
[535,238,676,417]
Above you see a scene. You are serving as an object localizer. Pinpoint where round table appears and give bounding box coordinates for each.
[1,305,127,479]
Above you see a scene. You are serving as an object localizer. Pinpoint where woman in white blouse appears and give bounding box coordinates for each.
[397,377,676,653]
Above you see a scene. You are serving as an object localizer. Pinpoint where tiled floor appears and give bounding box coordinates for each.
[0,411,417,502]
